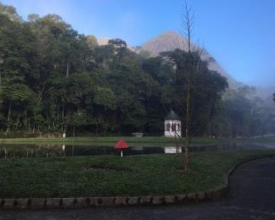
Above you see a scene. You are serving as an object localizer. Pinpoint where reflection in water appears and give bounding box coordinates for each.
[62,144,66,156]
[164,146,182,154]
[0,142,272,159]
[131,146,143,151]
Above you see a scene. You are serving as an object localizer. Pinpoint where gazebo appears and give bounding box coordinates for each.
[164,110,181,137]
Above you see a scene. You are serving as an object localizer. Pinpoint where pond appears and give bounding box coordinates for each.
[0,142,273,159]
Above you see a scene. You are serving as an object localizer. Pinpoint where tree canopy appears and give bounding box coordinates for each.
[0,1,273,137]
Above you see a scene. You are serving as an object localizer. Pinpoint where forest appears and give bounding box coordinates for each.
[0,2,274,137]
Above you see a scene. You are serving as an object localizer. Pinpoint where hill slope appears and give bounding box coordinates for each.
[138,31,240,88]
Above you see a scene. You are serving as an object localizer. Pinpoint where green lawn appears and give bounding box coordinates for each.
[0,150,274,198]
[0,136,222,147]
[1,134,270,147]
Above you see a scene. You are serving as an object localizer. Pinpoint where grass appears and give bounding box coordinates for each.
[0,136,223,147]
[1,135,274,147]
[0,149,274,198]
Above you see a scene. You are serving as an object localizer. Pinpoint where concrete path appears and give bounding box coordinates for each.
[1,157,275,220]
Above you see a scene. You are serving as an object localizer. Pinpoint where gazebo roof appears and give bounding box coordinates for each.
[165,110,180,120]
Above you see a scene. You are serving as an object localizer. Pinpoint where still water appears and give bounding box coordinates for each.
[0,143,273,158]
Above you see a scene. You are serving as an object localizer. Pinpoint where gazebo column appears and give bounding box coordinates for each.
[164,110,182,137]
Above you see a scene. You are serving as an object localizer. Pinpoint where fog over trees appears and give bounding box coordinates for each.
[0,2,274,137]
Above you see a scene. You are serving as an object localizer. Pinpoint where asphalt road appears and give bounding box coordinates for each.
[1,157,275,220]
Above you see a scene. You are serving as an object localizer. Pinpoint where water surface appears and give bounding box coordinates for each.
[0,142,273,158]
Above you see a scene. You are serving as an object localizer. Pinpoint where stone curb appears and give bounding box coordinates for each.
[0,154,273,210]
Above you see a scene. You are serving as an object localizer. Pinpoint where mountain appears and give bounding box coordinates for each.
[97,37,111,46]
[137,31,240,88]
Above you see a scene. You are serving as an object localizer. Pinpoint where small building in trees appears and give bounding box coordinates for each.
[164,110,181,137]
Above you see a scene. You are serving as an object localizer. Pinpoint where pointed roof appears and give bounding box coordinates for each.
[165,110,181,120]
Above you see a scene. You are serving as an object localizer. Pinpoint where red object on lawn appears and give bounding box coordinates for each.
[115,139,129,149]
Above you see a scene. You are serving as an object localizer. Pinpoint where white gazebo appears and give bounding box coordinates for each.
[164,110,181,137]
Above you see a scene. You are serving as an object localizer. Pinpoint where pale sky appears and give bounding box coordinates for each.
[1,0,275,87]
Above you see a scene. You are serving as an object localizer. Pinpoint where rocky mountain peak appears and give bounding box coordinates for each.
[138,31,240,88]
[138,31,190,55]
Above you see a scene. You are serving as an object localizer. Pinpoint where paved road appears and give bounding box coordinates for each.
[1,157,275,220]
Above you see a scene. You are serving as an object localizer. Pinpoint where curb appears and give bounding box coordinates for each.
[0,154,273,210]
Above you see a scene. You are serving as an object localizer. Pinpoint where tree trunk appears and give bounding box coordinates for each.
[182,3,194,171]
[6,102,12,132]
[0,72,2,92]
[185,79,192,170]
[66,56,71,78]
[62,103,65,132]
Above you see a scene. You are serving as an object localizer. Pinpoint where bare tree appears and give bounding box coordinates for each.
[181,3,195,171]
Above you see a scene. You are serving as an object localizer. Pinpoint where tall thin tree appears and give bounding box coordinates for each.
[182,3,195,170]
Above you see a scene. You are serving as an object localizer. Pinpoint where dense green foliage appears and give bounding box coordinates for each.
[0,2,274,137]
[219,87,275,137]
[0,150,274,198]
[0,2,228,136]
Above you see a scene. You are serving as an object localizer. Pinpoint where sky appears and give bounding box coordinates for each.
[1,0,275,87]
